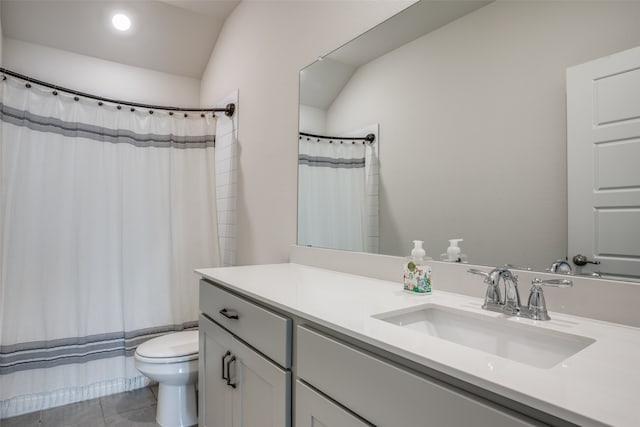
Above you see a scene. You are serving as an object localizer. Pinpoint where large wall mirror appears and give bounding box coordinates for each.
[298,0,640,281]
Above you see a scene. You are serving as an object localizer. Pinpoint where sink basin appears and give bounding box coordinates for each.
[372,304,595,369]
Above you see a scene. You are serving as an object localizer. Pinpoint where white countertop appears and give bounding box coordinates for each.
[196,263,640,427]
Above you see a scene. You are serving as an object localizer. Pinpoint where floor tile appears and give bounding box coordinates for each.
[40,399,104,427]
[100,388,156,419]
[104,405,159,427]
[0,410,41,427]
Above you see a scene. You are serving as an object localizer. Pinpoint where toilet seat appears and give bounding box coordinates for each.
[135,330,198,364]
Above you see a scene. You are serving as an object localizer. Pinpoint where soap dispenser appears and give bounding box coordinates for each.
[441,239,466,262]
[403,240,432,294]
[447,239,463,262]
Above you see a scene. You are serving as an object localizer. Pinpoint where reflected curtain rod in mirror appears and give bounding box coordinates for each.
[297,0,640,282]
[299,132,375,144]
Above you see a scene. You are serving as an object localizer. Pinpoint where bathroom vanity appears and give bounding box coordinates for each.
[196,260,640,427]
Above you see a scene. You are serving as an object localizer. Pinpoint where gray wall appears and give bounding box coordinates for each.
[199,1,413,265]
[323,1,640,268]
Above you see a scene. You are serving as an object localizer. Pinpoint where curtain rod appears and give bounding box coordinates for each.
[299,131,375,143]
[0,67,235,117]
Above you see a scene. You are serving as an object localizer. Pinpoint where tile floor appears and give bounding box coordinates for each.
[1,386,161,427]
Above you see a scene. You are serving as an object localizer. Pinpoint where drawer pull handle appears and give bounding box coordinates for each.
[219,308,239,320]
[225,355,237,388]
[221,351,231,381]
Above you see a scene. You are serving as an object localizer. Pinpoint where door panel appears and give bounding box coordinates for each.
[231,335,290,427]
[199,315,234,427]
[567,46,640,278]
[295,381,372,427]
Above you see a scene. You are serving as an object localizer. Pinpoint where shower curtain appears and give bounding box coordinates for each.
[298,130,379,253]
[0,77,236,417]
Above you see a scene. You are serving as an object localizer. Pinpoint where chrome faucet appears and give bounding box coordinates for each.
[468,267,573,320]
[548,259,602,278]
[468,267,521,315]
[548,259,572,274]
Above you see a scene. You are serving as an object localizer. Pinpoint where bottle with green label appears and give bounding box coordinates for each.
[403,240,432,294]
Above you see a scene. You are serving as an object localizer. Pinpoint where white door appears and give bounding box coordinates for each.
[567,46,640,278]
[199,315,234,427]
[231,335,291,427]
[295,381,372,427]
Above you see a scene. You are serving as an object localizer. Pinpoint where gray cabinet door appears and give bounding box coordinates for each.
[296,380,372,427]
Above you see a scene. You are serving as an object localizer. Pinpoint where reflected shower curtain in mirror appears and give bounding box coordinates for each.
[298,135,379,253]
[0,77,227,417]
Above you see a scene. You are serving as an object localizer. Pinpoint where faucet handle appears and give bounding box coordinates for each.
[531,278,573,288]
[527,278,573,321]
[467,268,489,278]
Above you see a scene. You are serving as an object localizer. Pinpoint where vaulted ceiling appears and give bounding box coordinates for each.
[1,0,240,78]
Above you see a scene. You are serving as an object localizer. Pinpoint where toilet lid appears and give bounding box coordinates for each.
[136,330,199,360]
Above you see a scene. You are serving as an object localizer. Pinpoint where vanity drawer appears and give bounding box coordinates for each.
[297,326,537,427]
[200,279,292,368]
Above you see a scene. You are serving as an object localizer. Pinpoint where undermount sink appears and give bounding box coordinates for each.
[372,304,595,369]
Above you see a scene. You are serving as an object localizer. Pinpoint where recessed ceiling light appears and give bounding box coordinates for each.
[112,13,131,32]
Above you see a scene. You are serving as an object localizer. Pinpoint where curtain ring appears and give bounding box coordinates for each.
[184,113,188,118]
[74,96,80,102]
[169,111,174,116]
[117,105,122,110]
[149,110,154,115]
[130,107,136,112]
[98,101,103,106]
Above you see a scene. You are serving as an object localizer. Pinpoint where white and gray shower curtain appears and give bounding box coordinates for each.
[298,131,379,253]
[0,77,236,417]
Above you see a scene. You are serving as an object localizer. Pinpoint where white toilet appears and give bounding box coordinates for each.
[134,330,199,427]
